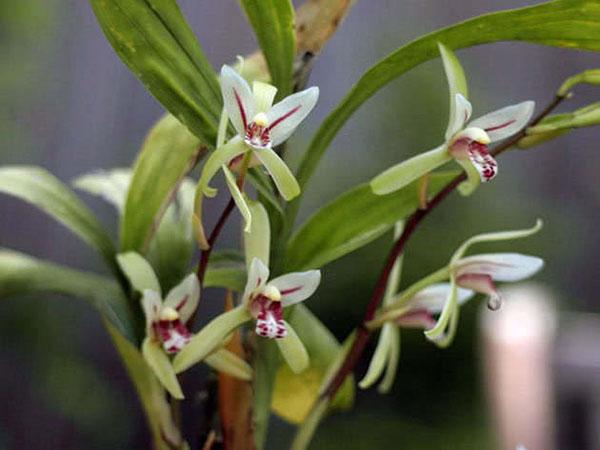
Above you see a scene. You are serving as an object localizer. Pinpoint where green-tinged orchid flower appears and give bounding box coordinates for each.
[371,43,535,196]
[371,220,544,351]
[193,65,318,248]
[173,257,321,374]
[199,65,318,201]
[116,253,252,398]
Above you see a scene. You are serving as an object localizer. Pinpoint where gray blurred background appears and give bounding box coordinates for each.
[1,0,599,449]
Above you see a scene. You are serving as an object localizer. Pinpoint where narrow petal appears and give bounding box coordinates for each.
[163,273,200,323]
[469,101,535,142]
[142,289,162,332]
[253,81,278,113]
[117,252,161,294]
[271,270,322,307]
[370,145,450,195]
[446,93,473,140]
[359,323,393,389]
[205,348,253,380]
[172,305,251,373]
[223,164,252,233]
[253,148,300,200]
[405,283,475,313]
[266,87,319,146]
[378,326,400,393]
[424,277,458,342]
[242,257,270,303]
[275,322,310,374]
[456,158,482,197]
[243,199,271,269]
[451,219,543,263]
[220,65,255,136]
[142,338,184,399]
[198,137,248,198]
[438,43,469,140]
[454,253,544,282]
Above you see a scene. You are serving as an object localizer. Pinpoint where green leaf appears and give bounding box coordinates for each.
[0,166,117,272]
[89,0,221,144]
[105,321,182,450]
[117,252,161,294]
[272,304,353,424]
[294,0,600,191]
[121,114,204,253]
[239,0,295,97]
[0,249,136,342]
[286,172,458,270]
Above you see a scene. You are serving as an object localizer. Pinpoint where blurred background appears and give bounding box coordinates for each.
[1,0,599,449]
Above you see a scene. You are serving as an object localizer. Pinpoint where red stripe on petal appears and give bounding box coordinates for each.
[280,286,302,296]
[233,88,248,130]
[268,105,301,131]
[485,119,516,133]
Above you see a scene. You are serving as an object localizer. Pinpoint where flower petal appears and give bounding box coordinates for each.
[223,164,252,233]
[142,289,162,332]
[117,252,161,294]
[469,101,535,142]
[253,148,300,200]
[275,322,310,374]
[243,199,271,268]
[446,93,473,141]
[204,348,253,380]
[378,325,400,393]
[423,277,458,342]
[142,337,184,399]
[359,323,393,389]
[172,305,251,373]
[438,43,469,140]
[270,270,322,307]
[220,65,255,136]
[451,220,543,263]
[253,81,278,113]
[370,145,449,195]
[243,257,270,303]
[197,137,248,198]
[266,87,319,146]
[454,253,544,282]
[163,273,200,323]
[405,283,475,313]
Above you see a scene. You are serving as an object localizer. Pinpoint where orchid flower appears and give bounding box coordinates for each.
[360,283,475,392]
[116,253,252,399]
[193,65,319,248]
[371,220,544,350]
[371,43,535,197]
[174,258,321,375]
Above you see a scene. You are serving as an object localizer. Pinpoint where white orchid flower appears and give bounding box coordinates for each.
[174,258,321,375]
[371,220,544,351]
[360,282,474,392]
[371,43,535,196]
[193,65,319,249]
[116,253,252,399]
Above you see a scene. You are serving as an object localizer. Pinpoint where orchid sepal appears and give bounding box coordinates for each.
[172,305,252,373]
[275,321,310,374]
[142,337,184,399]
[205,348,253,381]
[370,145,449,195]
